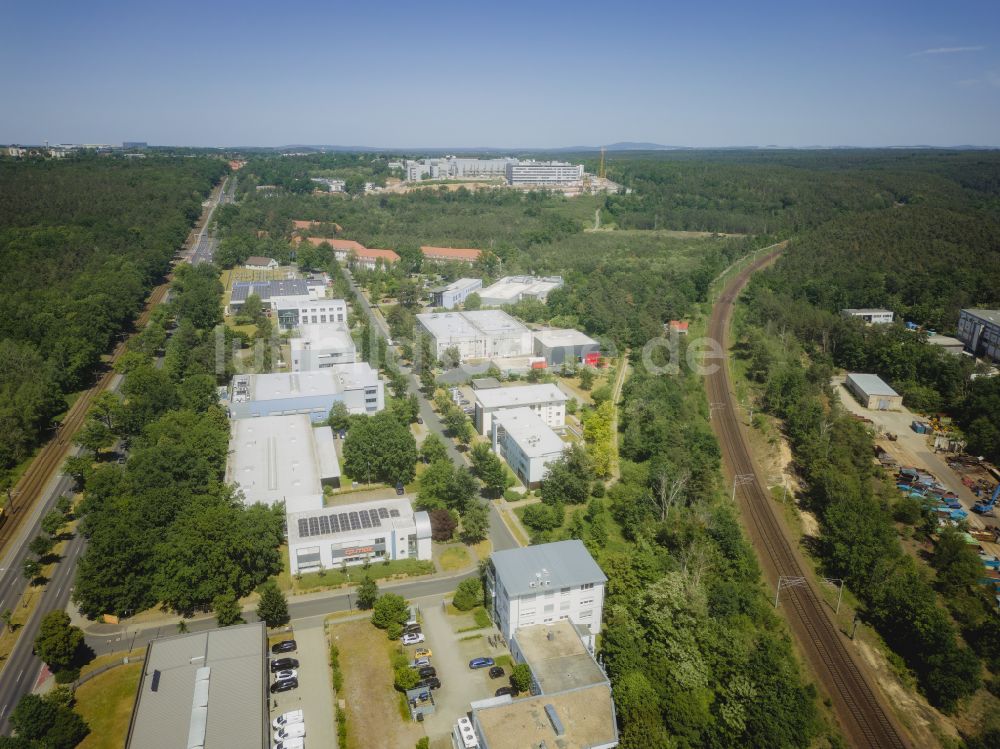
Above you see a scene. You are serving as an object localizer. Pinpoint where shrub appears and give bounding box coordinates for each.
[453,578,483,611]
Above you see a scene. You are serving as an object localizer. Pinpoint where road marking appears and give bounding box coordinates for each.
[0,704,6,717]
[16,669,24,683]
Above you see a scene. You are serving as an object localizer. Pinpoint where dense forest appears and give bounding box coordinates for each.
[0,155,227,485]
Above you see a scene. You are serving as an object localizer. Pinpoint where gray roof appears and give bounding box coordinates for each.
[846,373,899,397]
[491,540,606,598]
[231,279,309,303]
[963,309,1000,326]
[127,622,266,749]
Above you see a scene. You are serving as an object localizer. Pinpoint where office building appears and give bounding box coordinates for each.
[532,328,600,366]
[478,275,563,307]
[270,297,347,329]
[290,323,356,370]
[126,623,268,749]
[228,364,384,421]
[958,309,1000,361]
[845,373,903,410]
[506,160,584,186]
[473,383,567,435]
[417,310,532,362]
[486,539,607,649]
[842,308,895,325]
[286,497,431,574]
[491,407,566,488]
[430,278,483,309]
[229,279,311,315]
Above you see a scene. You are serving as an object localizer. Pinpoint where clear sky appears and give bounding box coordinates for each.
[2,0,998,148]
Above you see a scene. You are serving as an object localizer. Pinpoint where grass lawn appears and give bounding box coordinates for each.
[295,558,434,592]
[80,649,145,679]
[75,662,142,749]
[437,545,470,572]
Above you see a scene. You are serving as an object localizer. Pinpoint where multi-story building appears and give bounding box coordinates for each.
[841,308,895,325]
[505,160,584,186]
[430,278,483,309]
[227,364,384,421]
[417,309,532,362]
[478,275,563,307]
[286,497,431,574]
[290,323,356,371]
[532,328,600,366]
[486,540,607,649]
[473,383,567,435]
[270,297,347,329]
[491,407,566,488]
[958,309,1000,361]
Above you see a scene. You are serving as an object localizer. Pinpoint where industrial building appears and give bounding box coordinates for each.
[486,540,607,649]
[270,296,346,329]
[473,383,567,435]
[229,279,311,315]
[478,275,564,307]
[491,407,567,488]
[421,246,482,264]
[228,364,384,421]
[243,256,278,270]
[845,373,903,410]
[927,334,966,356]
[430,278,483,309]
[417,310,532,362]
[505,160,584,186]
[958,309,1000,361]
[290,323,356,370]
[225,414,337,512]
[842,308,895,325]
[286,497,431,574]
[125,623,268,749]
[532,328,600,366]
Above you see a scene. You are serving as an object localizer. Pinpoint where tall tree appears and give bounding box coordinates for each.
[256,581,289,628]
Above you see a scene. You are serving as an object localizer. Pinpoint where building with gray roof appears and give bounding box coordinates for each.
[845,373,903,410]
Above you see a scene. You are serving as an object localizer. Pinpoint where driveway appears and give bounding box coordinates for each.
[268,622,336,748]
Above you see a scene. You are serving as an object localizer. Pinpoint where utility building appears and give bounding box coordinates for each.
[474,383,567,435]
[846,373,903,410]
[290,323,356,371]
[958,309,1000,361]
[478,275,563,307]
[533,328,600,366]
[228,364,384,421]
[430,277,483,309]
[491,407,567,488]
[841,308,895,325]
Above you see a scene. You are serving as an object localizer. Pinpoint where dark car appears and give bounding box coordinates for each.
[403,624,421,635]
[488,666,505,679]
[270,677,299,694]
[270,658,299,673]
[271,640,297,654]
[469,657,495,669]
[495,686,517,698]
[417,677,441,690]
[417,666,436,678]
[396,482,405,496]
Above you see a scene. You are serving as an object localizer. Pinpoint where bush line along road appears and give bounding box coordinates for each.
[706,249,909,749]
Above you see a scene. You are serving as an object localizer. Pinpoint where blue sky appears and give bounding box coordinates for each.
[2,0,998,148]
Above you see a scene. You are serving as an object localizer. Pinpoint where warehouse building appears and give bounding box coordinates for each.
[228,364,384,421]
[505,160,584,186]
[225,414,336,512]
[533,328,600,366]
[474,383,567,435]
[491,407,567,488]
[958,309,1000,362]
[421,246,482,264]
[125,623,268,749]
[430,277,483,309]
[478,275,564,307]
[271,296,347,329]
[417,310,532,362]
[290,323,356,371]
[286,497,431,574]
[841,308,895,325]
[927,334,966,356]
[845,373,903,410]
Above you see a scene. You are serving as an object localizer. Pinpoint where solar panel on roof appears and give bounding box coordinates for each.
[370,510,381,527]
[339,513,349,531]
[298,518,309,537]
[308,517,320,536]
[378,507,389,518]
[319,515,331,534]
[360,512,372,529]
[329,514,340,533]
[390,509,401,517]
[349,512,360,530]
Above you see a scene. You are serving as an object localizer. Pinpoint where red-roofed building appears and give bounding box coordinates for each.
[420,246,482,264]
[293,220,343,233]
[339,247,400,270]
[668,320,689,335]
[301,237,366,253]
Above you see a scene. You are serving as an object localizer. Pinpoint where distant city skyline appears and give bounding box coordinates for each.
[1,0,998,148]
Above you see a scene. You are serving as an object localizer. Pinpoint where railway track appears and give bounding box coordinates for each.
[706,250,909,749]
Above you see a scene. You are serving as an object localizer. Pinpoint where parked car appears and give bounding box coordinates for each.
[488,666,505,679]
[469,657,495,669]
[270,658,299,673]
[273,722,306,742]
[396,482,405,495]
[417,676,441,690]
[273,669,298,681]
[417,417,424,424]
[417,666,436,678]
[414,648,432,658]
[271,640,297,654]
[410,657,431,668]
[270,677,298,694]
[274,739,305,749]
[402,632,426,645]
[272,710,303,729]
[495,686,517,698]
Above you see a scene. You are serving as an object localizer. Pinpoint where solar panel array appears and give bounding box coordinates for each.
[296,506,403,539]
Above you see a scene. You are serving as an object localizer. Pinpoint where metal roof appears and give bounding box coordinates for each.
[532,328,598,348]
[846,373,899,397]
[493,408,566,459]
[963,309,1000,326]
[475,384,567,409]
[490,539,606,599]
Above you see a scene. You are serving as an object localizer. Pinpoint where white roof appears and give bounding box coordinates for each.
[287,497,428,545]
[479,275,563,303]
[441,278,482,293]
[846,373,899,398]
[244,364,377,400]
[290,323,355,352]
[462,309,529,335]
[475,383,567,409]
[493,407,567,458]
[533,328,598,348]
[417,312,484,341]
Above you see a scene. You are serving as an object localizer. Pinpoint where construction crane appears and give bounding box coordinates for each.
[598,147,607,180]
[973,483,1000,516]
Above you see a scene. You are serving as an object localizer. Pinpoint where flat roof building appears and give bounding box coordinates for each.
[474,383,567,435]
[505,160,584,186]
[927,334,966,356]
[958,309,1000,362]
[845,373,903,410]
[430,277,483,310]
[290,323,356,371]
[125,623,267,749]
[229,279,311,314]
[478,275,563,307]
[228,364,384,421]
[270,297,347,329]
[417,310,532,362]
[225,414,338,512]
[532,328,600,366]
[287,497,431,574]
[842,308,895,325]
[491,407,567,488]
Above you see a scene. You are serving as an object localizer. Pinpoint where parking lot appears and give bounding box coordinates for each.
[268,623,336,748]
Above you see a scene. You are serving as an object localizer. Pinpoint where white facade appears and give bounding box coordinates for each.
[287,498,432,574]
[417,310,532,362]
[228,364,384,421]
[491,407,566,488]
[271,297,347,329]
[487,540,607,650]
[841,308,894,325]
[505,161,584,186]
[431,278,483,309]
[478,276,564,307]
[474,383,567,435]
[290,323,357,371]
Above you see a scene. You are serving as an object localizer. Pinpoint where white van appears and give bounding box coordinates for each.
[275,739,305,749]
[272,709,304,729]
[274,723,306,743]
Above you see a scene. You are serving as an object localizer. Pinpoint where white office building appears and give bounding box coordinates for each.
[478,275,564,307]
[486,540,607,650]
[286,497,432,574]
[474,383,567,435]
[225,414,338,513]
[506,160,584,186]
[290,323,356,371]
[491,407,567,488]
[270,297,347,330]
[417,310,532,362]
[841,308,894,325]
[430,278,483,309]
[228,364,384,421]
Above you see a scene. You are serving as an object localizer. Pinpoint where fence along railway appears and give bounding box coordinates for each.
[705,249,910,749]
